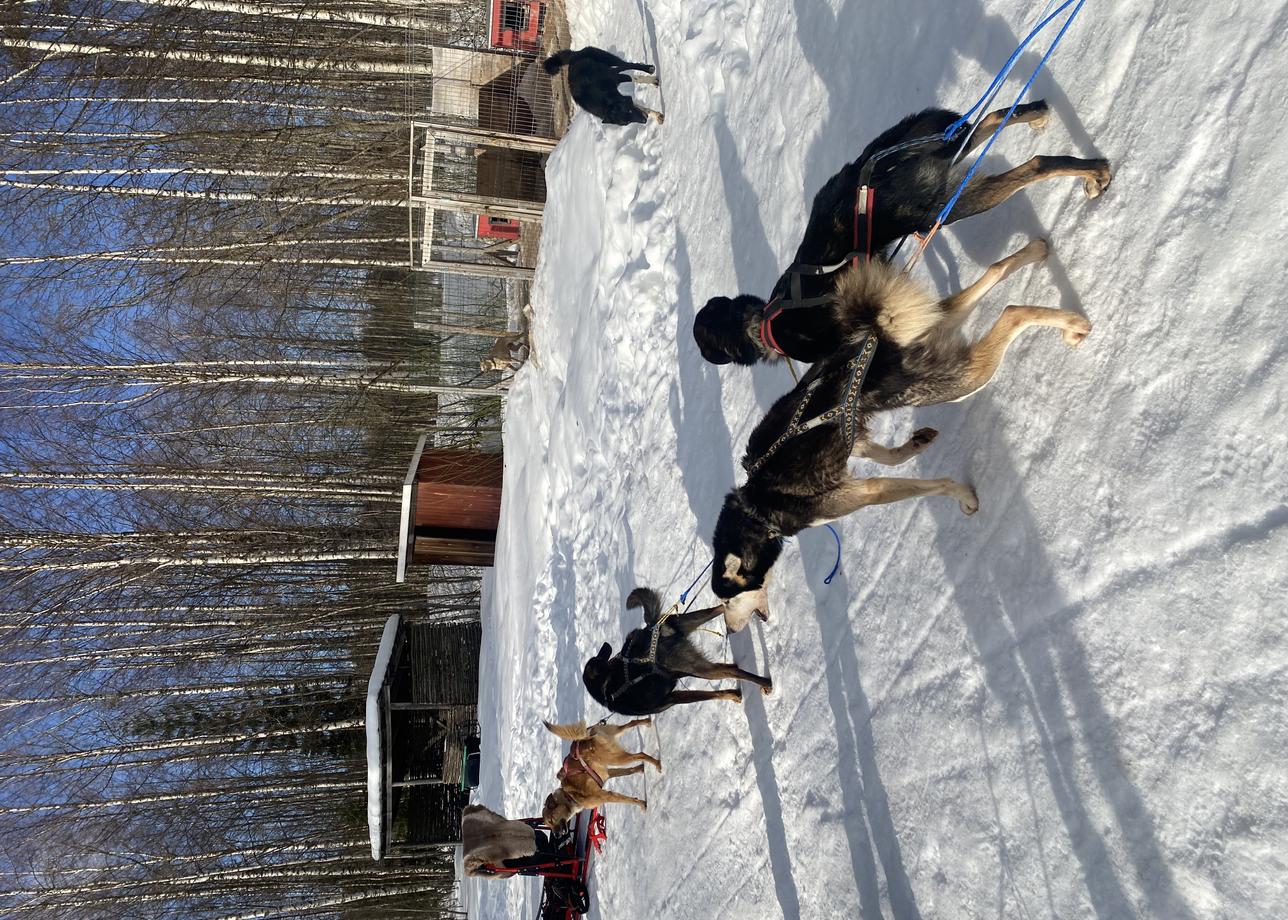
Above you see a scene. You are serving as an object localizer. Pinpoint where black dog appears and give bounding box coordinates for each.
[694,102,1111,365]
[582,588,771,715]
[711,238,1093,609]
[542,47,662,126]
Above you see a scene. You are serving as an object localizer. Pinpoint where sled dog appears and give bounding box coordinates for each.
[710,244,1091,610]
[581,587,772,715]
[694,103,1110,365]
[540,718,659,828]
[542,47,662,126]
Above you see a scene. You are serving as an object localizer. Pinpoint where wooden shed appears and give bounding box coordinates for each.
[396,434,504,581]
[366,614,483,859]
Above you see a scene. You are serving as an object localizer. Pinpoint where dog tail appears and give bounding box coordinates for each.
[626,586,664,625]
[542,49,573,75]
[544,719,592,741]
[832,259,939,347]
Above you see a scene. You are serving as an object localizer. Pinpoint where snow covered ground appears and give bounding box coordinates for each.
[468,1,1288,917]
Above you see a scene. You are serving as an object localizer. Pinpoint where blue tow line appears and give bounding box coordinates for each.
[935,0,1089,227]
[678,559,714,610]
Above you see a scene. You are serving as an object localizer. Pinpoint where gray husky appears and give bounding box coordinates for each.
[710,241,1090,610]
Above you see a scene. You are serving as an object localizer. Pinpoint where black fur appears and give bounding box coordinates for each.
[710,337,879,599]
[542,47,656,126]
[693,104,1043,365]
[582,588,768,714]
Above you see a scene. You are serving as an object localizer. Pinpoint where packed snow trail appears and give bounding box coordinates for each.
[469,1,1288,917]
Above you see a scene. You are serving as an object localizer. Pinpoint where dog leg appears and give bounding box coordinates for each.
[818,476,979,517]
[665,604,727,636]
[579,783,649,809]
[963,100,1051,153]
[629,751,662,770]
[687,661,774,696]
[952,155,1113,216]
[631,73,659,86]
[592,790,648,811]
[665,688,742,707]
[853,427,938,465]
[947,305,1092,401]
[642,108,665,124]
[599,717,652,738]
[938,239,1049,326]
[605,765,646,778]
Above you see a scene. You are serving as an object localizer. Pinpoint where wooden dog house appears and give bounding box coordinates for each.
[366,614,482,858]
[396,435,504,581]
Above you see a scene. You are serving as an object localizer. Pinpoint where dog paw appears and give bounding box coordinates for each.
[1084,161,1113,199]
[655,760,663,773]
[1062,317,1092,348]
[761,681,774,697]
[1023,99,1050,131]
[755,605,769,622]
[959,487,980,516]
[1023,238,1050,262]
[639,801,648,812]
[724,688,744,703]
[910,427,938,450]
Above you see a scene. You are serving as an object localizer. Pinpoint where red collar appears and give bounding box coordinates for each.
[760,298,787,357]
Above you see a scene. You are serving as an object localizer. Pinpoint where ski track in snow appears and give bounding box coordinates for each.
[469,1,1288,917]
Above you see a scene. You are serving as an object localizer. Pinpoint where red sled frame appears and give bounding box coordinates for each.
[478,809,607,919]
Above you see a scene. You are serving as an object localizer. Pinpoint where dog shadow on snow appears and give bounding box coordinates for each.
[916,391,1196,920]
[671,224,807,916]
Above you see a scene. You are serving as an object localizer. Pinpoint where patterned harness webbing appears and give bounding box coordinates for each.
[743,334,878,477]
[607,612,669,703]
[557,741,605,788]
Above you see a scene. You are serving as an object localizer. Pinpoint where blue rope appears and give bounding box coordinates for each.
[943,0,1081,141]
[678,558,713,606]
[822,524,842,584]
[935,0,1088,229]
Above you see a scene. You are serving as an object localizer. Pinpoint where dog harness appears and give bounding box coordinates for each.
[743,334,878,477]
[607,602,679,703]
[759,185,876,356]
[557,741,605,787]
[760,131,947,353]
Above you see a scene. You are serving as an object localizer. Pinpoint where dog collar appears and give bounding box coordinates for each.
[758,296,788,357]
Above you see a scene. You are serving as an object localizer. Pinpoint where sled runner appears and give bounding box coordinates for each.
[462,804,607,919]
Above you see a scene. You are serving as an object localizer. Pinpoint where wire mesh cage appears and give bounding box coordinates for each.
[401,2,561,390]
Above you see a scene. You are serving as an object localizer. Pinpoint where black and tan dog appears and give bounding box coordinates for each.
[581,587,772,714]
[542,47,662,126]
[710,242,1090,613]
[694,103,1110,366]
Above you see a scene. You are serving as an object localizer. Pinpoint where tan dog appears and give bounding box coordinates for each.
[541,719,660,828]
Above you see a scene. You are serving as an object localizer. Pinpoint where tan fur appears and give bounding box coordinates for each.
[832,258,940,346]
[540,719,660,828]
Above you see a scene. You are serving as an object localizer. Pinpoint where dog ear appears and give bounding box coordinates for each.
[593,641,612,661]
[723,553,743,578]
